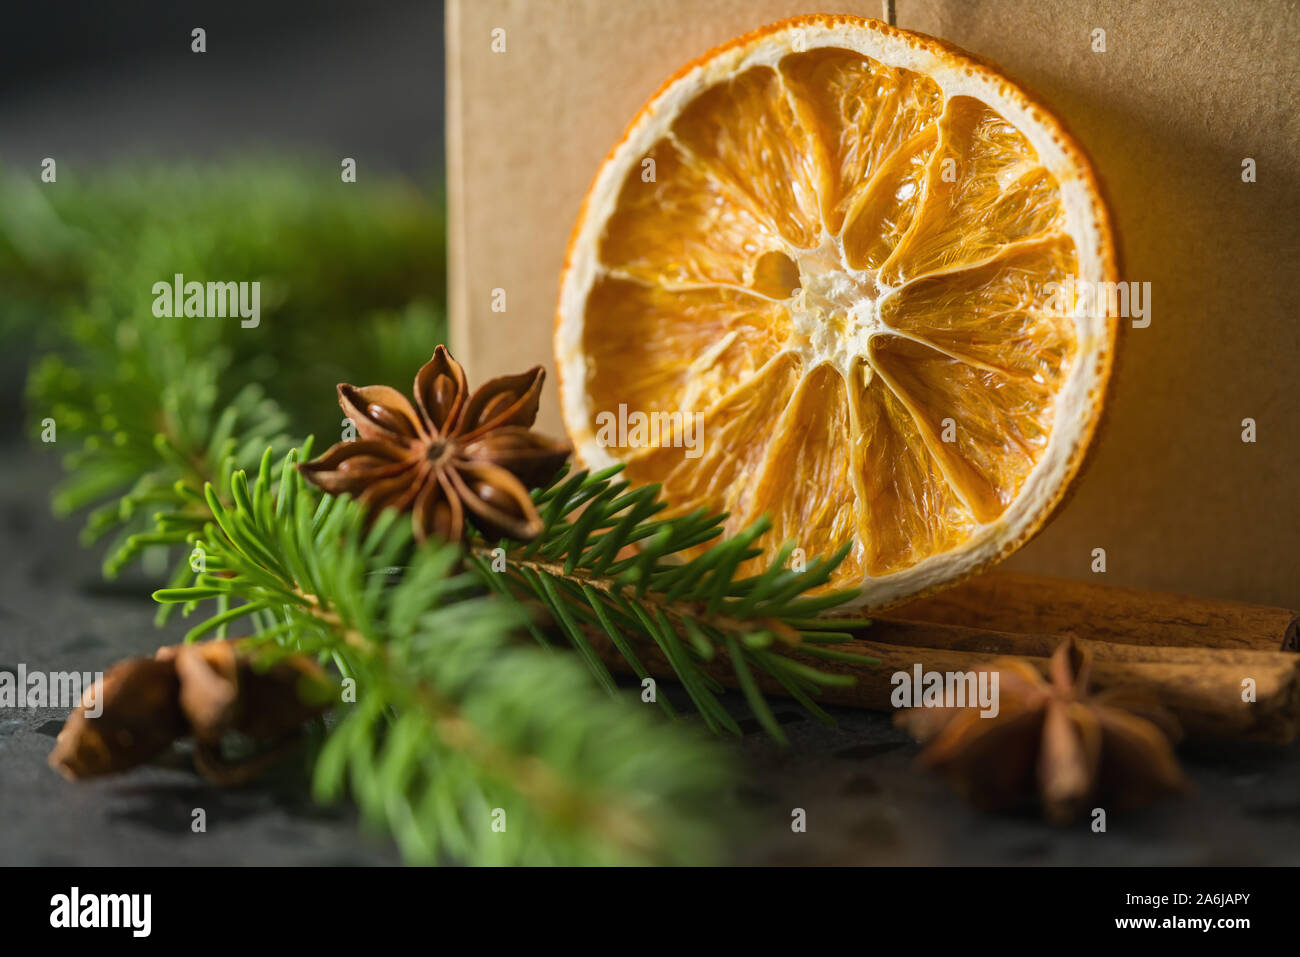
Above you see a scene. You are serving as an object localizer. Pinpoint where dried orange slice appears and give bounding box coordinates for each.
[555,15,1117,610]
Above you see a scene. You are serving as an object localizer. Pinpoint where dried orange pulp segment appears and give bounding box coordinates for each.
[555,15,1117,611]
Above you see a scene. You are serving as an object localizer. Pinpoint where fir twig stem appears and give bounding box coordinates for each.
[471,544,806,647]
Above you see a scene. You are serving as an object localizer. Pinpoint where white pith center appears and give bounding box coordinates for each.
[781,237,892,381]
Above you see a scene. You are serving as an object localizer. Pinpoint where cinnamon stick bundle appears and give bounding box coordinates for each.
[586,574,1300,744]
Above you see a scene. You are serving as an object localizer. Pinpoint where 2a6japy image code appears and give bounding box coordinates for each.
[1191,893,1251,908]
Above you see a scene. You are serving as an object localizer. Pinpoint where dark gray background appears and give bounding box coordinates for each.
[3,0,1299,866]
[0,0,442,178]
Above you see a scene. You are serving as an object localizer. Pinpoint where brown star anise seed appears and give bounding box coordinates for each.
[299,345,572,544]
[49,640,332,785]
[899,638,1189,823]
[48,657,187,779]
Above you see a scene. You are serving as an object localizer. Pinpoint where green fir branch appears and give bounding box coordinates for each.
[465,466,872,744]
[152,448,731,864]
[13,162,442,583]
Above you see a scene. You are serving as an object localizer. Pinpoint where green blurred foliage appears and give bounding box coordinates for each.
[2,161,446,439]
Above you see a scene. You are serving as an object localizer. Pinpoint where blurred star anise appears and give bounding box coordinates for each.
[49,640,332,786]
[300,345,571,543]
[899,638,1189,823]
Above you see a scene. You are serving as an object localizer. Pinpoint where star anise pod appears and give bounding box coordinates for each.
[299,345,571,543]
[898,638,1189,822]
[49,640,333,786]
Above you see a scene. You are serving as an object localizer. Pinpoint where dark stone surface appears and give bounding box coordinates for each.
[4,441,1300,866]
[0,443,400,866]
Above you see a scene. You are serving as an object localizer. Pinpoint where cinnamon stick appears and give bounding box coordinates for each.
[867,618,1294,665]
[586,619,1300,744]
[885,571,1299,652]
